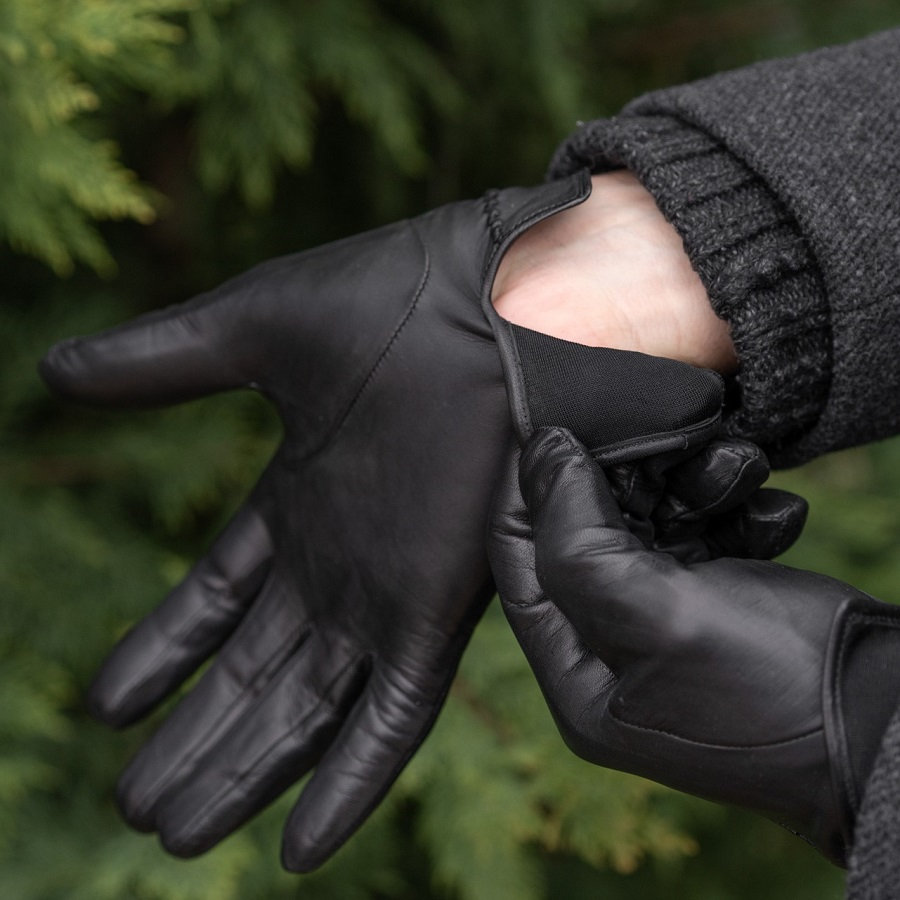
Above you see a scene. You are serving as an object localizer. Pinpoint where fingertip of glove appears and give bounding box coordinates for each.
[155,798,226,859]
[519,426,611,521]
[720,445,774,515]
[520,427,588,488]
[115,776,158,834]
[85,675,141,730]
[38,340,81,399]
[751,487,809,530]
[157,826,208,859]
[84,692,121,729]
[281,803,351,873]
[721,439,770,481]
[714,488,810,560]
[781,488,809,521]
[281,833,330,873]
[766,488,810,555]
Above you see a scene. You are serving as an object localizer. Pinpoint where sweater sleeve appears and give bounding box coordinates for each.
[846,699,900,898]
[548,28,900,468]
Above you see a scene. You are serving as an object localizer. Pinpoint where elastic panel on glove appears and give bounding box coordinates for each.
[511,324,723,462]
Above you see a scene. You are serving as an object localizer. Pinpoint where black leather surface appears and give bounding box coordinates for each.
[39,173,591,870]
[40,169,810,871]
[489,427,900,867]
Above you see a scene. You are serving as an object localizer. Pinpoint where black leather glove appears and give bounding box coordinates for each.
[40,176,594,870]
[597,435,807,563]
[39,168,802,871]
[489,427,900,866]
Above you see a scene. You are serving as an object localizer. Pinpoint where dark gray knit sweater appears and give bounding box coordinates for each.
[548,28,900,898]
[549,28,900,471]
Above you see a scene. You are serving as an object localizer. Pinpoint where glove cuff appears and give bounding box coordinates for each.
[547,113,830,467]
[824,597,900,863]
[846,694,900,895]
[481,171,724,464]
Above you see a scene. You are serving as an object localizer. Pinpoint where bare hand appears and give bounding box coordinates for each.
[491,171,737,373]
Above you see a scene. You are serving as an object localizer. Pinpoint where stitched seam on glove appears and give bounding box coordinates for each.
[481,184,591,440]
[479,172,592,443]
[590,410,722,464]
[129,622,309,819]
[482,182,587,271]
[313,608,490,859]
[302,223,432,462]
[171,651,370,841]
[607,707,825,751]
[108,563,273,716]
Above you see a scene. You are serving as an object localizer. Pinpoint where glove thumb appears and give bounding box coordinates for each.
[519,427,679,658]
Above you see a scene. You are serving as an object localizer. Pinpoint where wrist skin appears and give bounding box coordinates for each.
[491,171,738,375]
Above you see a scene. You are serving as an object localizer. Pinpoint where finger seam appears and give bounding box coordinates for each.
[608,708,825,750]
[109,574,259,715]
[126,621,308,820]
[163,653,367,846]
[301,223,431,461]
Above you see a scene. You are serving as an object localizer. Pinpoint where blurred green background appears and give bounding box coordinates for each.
[3,1,900,897]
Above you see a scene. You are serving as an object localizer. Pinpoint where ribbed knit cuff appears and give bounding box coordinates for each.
[548,113,832,467]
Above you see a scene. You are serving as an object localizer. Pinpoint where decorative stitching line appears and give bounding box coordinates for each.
[484,189,504,247]
[303,223,432,461]
[131,615,309,818]
[171,651,368,842]
[589,410,722,464]
[609,707,825,751]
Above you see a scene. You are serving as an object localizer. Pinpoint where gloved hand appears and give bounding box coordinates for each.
[39,168,800,872]
[599,436,806,563]
[40,175,594,870]
[489,427,900,866]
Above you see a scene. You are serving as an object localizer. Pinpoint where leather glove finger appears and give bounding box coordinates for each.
[656,487,808,563]
[153,630,368,859]
[38,288,246,406]
[652,438,770,527]
[88,504,272,727]
[280,661,461,872]
[115,569,310,832]
[654,439,807,555]
[518,427,685,661]
[607,437,807,560]
[490,442,618,731]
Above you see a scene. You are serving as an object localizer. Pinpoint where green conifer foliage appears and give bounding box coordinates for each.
[0,0,190,273]
[5,1,900,897]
